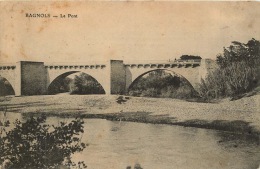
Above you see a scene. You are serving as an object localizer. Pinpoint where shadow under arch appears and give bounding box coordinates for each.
[47,71,106,95]
[127,68,194,93]
[0,77,15,96]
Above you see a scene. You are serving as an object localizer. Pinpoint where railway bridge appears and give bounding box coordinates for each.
[0,59,216,96]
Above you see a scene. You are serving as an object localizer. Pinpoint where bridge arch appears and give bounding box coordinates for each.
[0,76,15,96]
[47,71,107,95]
[126,68,195,93]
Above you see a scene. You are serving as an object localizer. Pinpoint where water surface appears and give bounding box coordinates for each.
[52,118,259,169]
[1,113,260,169]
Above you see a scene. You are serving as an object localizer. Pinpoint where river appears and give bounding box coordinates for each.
[1,113,260,169]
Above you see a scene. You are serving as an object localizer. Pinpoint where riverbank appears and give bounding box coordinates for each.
[1,94,259,136]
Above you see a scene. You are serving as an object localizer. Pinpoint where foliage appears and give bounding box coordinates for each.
[128,70,196,99]
[48,73,105,95]
[0,110,87,169]
[198,38,260,100]
[180,55,202,60]
[216,38,260,68]
[71,73,105,94]
[0,98,10,139]
[0,77,15,96]
[48,77,73,95]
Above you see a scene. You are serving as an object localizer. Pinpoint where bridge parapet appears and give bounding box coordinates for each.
[0,63,16,70]
[124,60,200,69]
[44,62,108,70]
[45,64,106,70]
[44,61,107,65]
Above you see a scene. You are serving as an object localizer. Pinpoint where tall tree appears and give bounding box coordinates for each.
[216,38,260,68]
[199,38,260,99]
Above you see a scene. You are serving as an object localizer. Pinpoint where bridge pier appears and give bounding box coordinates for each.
[15,61,47,96]
[14,62,21,96]
[110,60,126,94]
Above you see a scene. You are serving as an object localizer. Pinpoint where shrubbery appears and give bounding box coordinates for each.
[179,55,202,60]
[48,73,105,95]
[70,73,105,95]
[0,78,15,96]
[48,77,73,95]
[198,39,260,100]
[0,100,87,169]
[128,70,197,99]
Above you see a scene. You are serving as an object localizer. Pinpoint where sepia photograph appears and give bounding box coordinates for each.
[0,1,259,169]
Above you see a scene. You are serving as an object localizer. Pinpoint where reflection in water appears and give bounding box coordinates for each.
[215,131,260,169]
[70,119,259,169]
[1,113,260,169]
[217,131,259,148]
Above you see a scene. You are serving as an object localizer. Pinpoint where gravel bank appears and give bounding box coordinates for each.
[1,94,259,135]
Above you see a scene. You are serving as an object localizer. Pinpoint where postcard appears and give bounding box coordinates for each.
[0,1,259,169]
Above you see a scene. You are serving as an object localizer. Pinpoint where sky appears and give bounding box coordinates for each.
[0,1,259,63]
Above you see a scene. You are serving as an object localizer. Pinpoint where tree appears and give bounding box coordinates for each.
[0,114,87,169]
[216,38,260,68]
[71,73,105,94]
[199,38,260,99]
[180,55,202,60]
[128,70,196,99]
[0,78,15,96]
[48,77,73,95]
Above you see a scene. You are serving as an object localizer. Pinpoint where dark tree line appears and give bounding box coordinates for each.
[129,39,260,100]
[199,38,260,100]
[71,73,105,95]
[48,77,73,95]
[180,55,202,60]
[48,73,105,95]
[128,70,196,99]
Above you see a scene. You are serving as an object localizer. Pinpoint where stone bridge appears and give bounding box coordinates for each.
[0,59,216,96]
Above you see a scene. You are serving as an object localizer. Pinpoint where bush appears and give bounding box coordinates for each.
[0,114,87,169]
[48,73,106,95]
[48,77,73,95]
[128,70,196,99]
[173,85,197,99]
[223,61,258,95]
[198,38,260,100]
[0,78,15,96]
[141,88,159,97]
[180,55,202,60]
[198,69,227,100]
[70,73,105,95]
